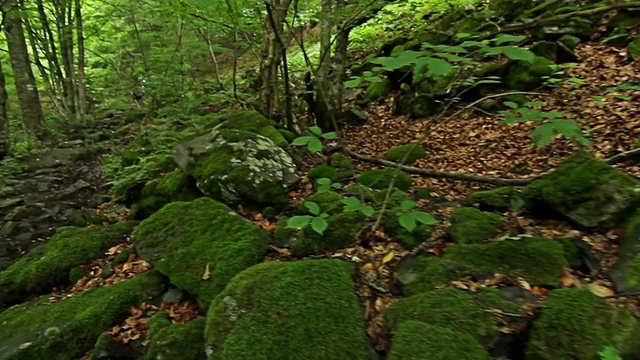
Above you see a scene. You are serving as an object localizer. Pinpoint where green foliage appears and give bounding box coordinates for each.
[287,201,330,235]
[599,346,622,360]
[291,126,338,152]
[397,200,437,232]
[384,144,426,165]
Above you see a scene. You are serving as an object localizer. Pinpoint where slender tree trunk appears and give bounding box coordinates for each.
[0,58,10,160]
[314,0,334,131]
[75,0,87,117]
[4,0,45,137]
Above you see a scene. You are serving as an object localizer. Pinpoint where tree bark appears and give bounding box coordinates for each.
[4,0,45,137]
[0,58,10,160]
[75,0,87,117]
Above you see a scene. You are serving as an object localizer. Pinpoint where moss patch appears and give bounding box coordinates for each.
[299,191,344,215]
[0,221,137,307]
[526,288,640,359]
[384,144,426,165]
[144,318,206,360]
[308,165,338,183]
[466,186,522,210]
[449,207,503,244]
[205,259,370,359]
[132,170,202,219]
[358,168,413,191]
[292,212,366,257]
[330,153,354,180]
[505,56,555,91]
[523,150,640,228]
[0,271,165,360]
[216,110,288,147]
[388,321,491,360]
[403,237,566,295]
[132,197,269,307]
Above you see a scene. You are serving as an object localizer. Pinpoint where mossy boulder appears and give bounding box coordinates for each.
[174,128,299,205]
[505,56,555,91]
[144,318,206,360]
[523,151,640,229]
[298,191,344,215]
[205,259,370,359]
[466,186,524,210]
[211,110,288,147]
[292,212,366,257]
[0,221,137,307]
[526,288,640,359]
[388,321,491,360]
[330,153,354,180]
[308,165,338,183]
[365,78,392,102]
[358,168,413,191]
[449,207,503,244]
[384,144,426,165]
[0,270,166,360]
[132,170,202,220]
[611,211,640,292]
[132,197,269,307]
[68,209,108,227]
[531,41,558,62]
[385,287,518,345]
[400,237,567,295]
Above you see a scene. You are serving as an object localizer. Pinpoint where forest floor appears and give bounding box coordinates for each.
[22,41,640,356]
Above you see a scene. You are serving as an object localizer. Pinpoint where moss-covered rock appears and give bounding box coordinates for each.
[400,237,566,295]
[384,144,426,165]
[558,34,580,50]
[523,151,640,228]
[0,221,137,307]
[214,110,288,147]
[526,288,640,359]
[0,270,166,360]
[358,168,413,191]
[330,153,354,180]
[205,259,370,359]
[385,287,517,345]
[174,129,299,205]
[144,318,206,360]
[449,207,503,244]
[132,197,269,307]
[531,41,558,62]
[308,165,338,182]
[388,321,490,360]
[292,212,366,257]
[611,210,640,292]
[505,56,555,91]
[466,186,523,210]
[299,191,344,215]
[132,170,202,220]
[365,79,392,102]
[69,209,108,227]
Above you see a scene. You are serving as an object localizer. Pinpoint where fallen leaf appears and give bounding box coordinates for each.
[381,252,394,264]
[202,262,211,280]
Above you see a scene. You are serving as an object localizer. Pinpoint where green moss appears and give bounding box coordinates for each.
[144,318,206,360]
[330,153,354,180]
[523,150,640,228]
[384,144,426,165]
[385,287,507,345]
[132,198,269,307]
[0,271,166,360]
[449,207,503,244]
[365,79,392,102]
[292,212,366,257]
[132,170,202,219]
[205,259,370,359]
[404,237,567,295]
[0,221,137,307]
[388,321,491,360]
[526,288,640,359]
[358,168,413,191]
[344,183,378,203]
[147,311,172,336]
[69,266,89,283]
[558,34,580,50]
[505,56,555,91]
[299,191,344,215]
[308,165,338,182]
[531,41,558,62]
[382,210,433,250]
[216,110,287,147]
[70,209,108,227]
[114,247,134,264]
[466,186,521,210]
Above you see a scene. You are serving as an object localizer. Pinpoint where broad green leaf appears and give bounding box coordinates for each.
[401,200,416,212]
[435,53,474,63]
[344,77,363,88]
[510,196,525,211]
[341,197,360,207]
[530,123,556,148]
[287,216,313,229]
[304,201,321,215]
[309,126,323,135]
[292,136,313,146]
[432,45,467,53]
[398,213,417,232]
[498,46,535,61]
[493,34,527,45]
[592,96,604,101]
[308,138,323,152]
[360,205,375,217]
[321,132,338,139]
[413,57,454,78]
[411,211,437,225]
[459,40,488,48]
[311,217,328,234]
[504,101,519,109]
[615,94,631,100]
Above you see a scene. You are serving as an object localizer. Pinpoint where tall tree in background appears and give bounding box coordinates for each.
[3,0,45,137]
[0,58,10,160]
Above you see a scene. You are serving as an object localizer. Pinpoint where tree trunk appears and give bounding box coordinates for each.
[75,0,87,117]
[0,58,10,160]
[4,0,45,137]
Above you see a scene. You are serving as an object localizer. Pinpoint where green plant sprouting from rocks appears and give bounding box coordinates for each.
[288,127,436,235]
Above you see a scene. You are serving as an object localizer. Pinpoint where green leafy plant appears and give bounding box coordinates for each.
[599,346,621,360]
[291,126,338,152]
[286,201,329,235]
[316,177,342,192]
[341,197,375,217]
[397,200,437,232]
